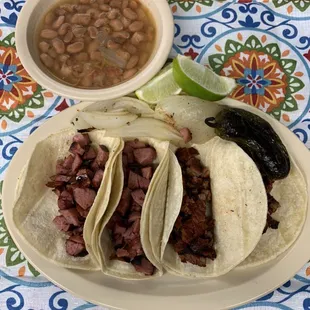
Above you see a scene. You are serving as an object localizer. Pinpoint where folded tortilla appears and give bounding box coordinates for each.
[238,157,307,268]
[159,137,268,278]
[95,138,170,279]
[13,128,121,270]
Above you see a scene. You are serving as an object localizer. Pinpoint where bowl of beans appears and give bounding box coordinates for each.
[15,0,173,100]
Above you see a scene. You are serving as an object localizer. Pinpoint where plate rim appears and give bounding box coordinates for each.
[2,99,310,310]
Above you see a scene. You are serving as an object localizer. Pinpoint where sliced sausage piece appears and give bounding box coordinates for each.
[83,146,97,160]
[69,141,85,156]
[71,154,83,173]
[179,128,192,143]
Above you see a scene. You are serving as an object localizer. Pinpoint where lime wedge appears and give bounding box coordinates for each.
[135,63,182,104]
[173,55,236,101]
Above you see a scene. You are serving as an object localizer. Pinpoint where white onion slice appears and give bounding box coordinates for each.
[83,97,154,116]
[105,118,182,143]
[76,111,138,129]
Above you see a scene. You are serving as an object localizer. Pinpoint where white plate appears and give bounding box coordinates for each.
[2,100,310,310]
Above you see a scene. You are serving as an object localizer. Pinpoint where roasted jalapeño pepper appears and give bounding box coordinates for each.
[205,108,290,181]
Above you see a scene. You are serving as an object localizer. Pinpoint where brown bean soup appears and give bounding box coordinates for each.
[36,0,156,89]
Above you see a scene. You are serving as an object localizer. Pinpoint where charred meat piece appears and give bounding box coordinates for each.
[69,142,85,156]
[169,147,216,267]
[66,239,86,256]
[107,139,157,275]
[179,128,192,144]
[133,148,156,166]
[116,187,132,216]
[92,169,104,189]
[53,215,71,232]
[73,133,90,148]
[141,167,153,180]
[47,135,110,257]
[73,188,96,210]
[60,208,81,226]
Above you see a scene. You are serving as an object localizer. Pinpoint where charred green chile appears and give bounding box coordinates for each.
[205,108,290,180]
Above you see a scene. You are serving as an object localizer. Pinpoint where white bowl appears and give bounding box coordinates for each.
[16,0,174,100]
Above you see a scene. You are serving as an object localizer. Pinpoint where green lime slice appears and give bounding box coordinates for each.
[135,63,182,104]
[173,55,236,101]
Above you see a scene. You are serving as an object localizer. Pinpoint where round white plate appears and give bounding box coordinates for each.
[2,100,310,310]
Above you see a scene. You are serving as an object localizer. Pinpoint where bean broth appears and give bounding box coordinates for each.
[36,0,156,89]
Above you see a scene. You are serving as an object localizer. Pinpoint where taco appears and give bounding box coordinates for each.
[157,136,268,278]
[93,138,170,279]
[13,128,121,270]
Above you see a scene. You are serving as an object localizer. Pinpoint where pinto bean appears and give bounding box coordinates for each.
[87,8,100,18]
[90,51,102,61]
[58,54,70,63]
[64,31,74,43]
[52,15,65,29]
[110,0,122,8]
[53,61,60,72]
[75,52,89,62]
[138,52,148,67]
[80,0,92,3]
[123,68,137,80]
[72,25,87,38]
[107,8,120,19]
[91,2,99,9]
[122,42,137,54]
[60,63,73,77]
[40,29,58,39]
[55,8,66,16]
[109,19,123,31]
[58,23,71,36]
[116,49,131,61]
[52,38,65,54]
[40,53,54,68]
[128,21,144,32]
[123,8,137,20]
[71,14,91,26]
[94,18,108,27]
[107,40,121,50]
[67,41,85,54]
[80,74,93,87]
[122,0,129,9]
[39,41,50,53]
[131,31,145,45]
[146,26,155,41]
[121,16,131,28]
[65,13,73,22]
[129,0,139,9]
[88,26,98,39]
[126,55,139,69]
[137,8,147,21]
[48,47,57,59]
[112,77,121,85]
[99,4,110,11]
[87,40,100,54]
[93,72,105,86]
[112,31,130,39]
[60,4,77,13]
[45,12,55,25]
[75,4,89,13]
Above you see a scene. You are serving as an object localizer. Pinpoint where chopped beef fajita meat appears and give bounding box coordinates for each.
[263,179,281,234]
[46,133,109,257]
[106,139,156,276]
[168,147,216,267]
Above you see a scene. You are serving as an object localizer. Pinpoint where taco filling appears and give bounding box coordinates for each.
[46,133,109,257]
[264,180,281,233]
[106,139,158,276]
[168,147,216,267]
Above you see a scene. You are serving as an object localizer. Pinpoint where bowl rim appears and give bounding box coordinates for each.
[15,0,174,100]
